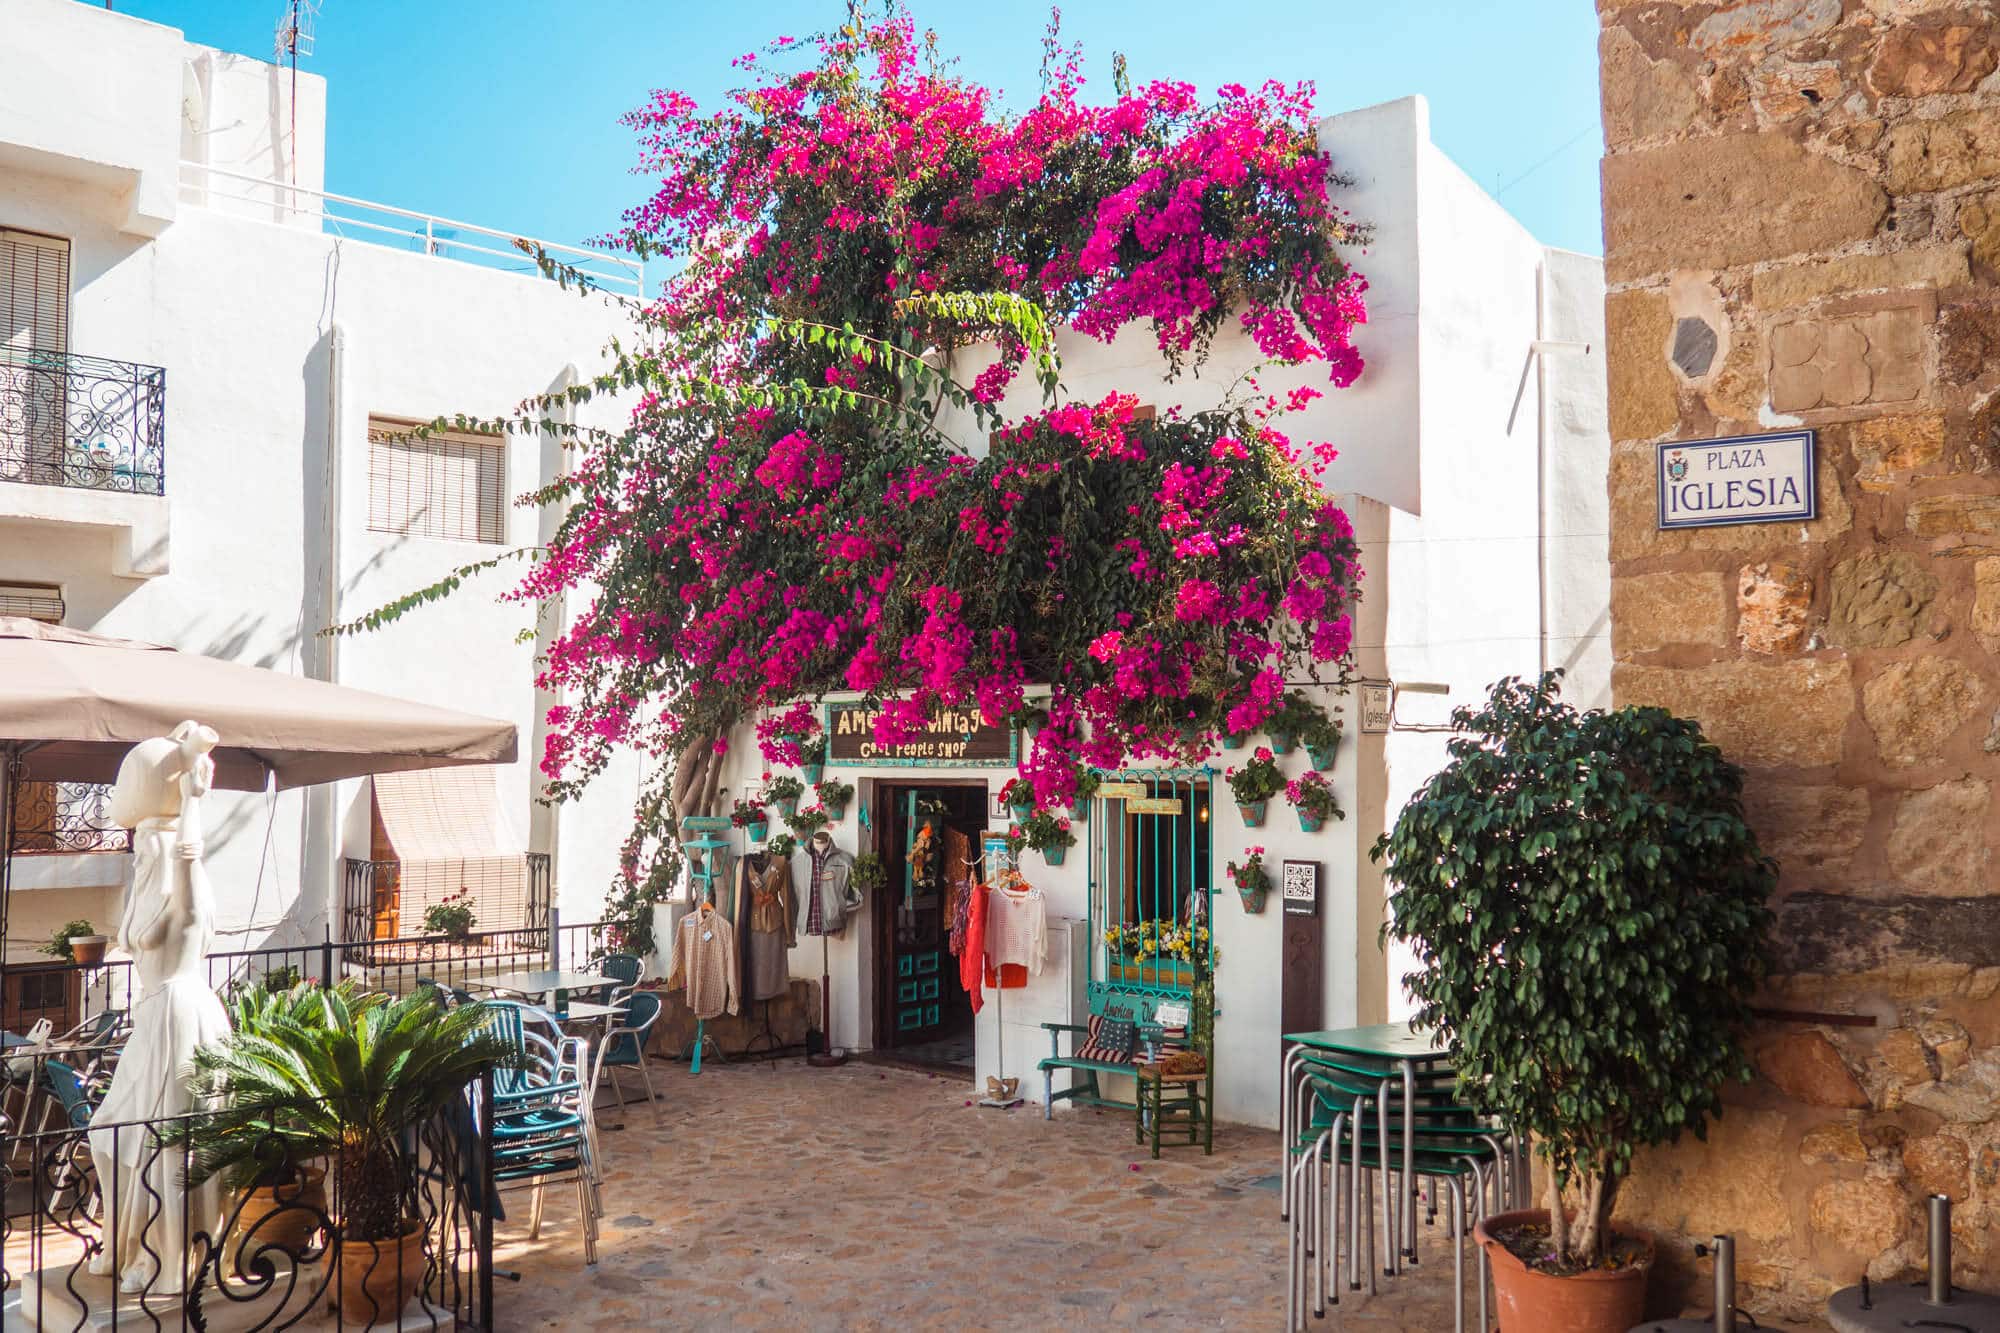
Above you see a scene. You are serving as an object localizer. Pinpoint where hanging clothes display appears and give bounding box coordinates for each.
[984,870,1046,983]
[732,849,796,1002]
[798,835,862,936]
[961,879,989,1015]
[944,826,974,959]
[667,905,739,1021]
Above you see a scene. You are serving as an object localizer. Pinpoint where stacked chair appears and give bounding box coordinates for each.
[478,1001,603,1264]
[1284,1051,1527,1332]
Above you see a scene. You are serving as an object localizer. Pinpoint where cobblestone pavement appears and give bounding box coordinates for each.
[490,1058,1540,1331]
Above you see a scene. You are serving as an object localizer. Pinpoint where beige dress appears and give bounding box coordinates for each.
[733,851,796,1001]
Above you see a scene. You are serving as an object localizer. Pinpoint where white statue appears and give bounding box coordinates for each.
[86,721,231,1294]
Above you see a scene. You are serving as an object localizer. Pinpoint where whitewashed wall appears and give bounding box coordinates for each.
[0,6,640,954]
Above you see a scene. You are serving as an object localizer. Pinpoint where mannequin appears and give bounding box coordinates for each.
[796,830,859,937]
[732,843,796,1001]
[88,722,231,1294]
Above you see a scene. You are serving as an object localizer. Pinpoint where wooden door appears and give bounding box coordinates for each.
[889,790,949,1044]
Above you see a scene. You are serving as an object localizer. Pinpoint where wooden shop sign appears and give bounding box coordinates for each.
[824,701,1016,767]
[1128,797,1184,816]
[1096,781,1149,799]
[1657,429,1816,530]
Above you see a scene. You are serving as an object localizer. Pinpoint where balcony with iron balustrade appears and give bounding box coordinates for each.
[0,346,170,577]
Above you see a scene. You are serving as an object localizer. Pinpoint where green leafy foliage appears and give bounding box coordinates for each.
[1372,671,1775,1266]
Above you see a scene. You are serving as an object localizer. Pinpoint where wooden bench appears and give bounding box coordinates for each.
[1038,990,1213,1127]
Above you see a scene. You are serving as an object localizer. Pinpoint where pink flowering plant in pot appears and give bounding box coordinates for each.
[1225,847,1270,913]
[730,796,769,840]
[338,9,1365,899]
[1285,769,1343,832]
[764,771,806,817]
[1018,809,1076,866]
[1225,749,1284,827]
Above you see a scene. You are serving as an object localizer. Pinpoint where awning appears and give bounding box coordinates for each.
[372,767,529,929]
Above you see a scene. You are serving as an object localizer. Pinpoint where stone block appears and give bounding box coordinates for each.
[1875,1026,1940,1086]
[1868,25,2000,99]
[1607,288,1679,441]
[1862,657,1987,767]
[1759,1030,1871,1107]
[1750,247,1969,311]
[1691,0,1841,55]
[1850,414,1947,492]
[1959,195,2000,275]
[1741,780,1868,875]
[1772,894,2000,978]
[1905,1048,2000,1123]
[1826,552,1938,648]
[1904,1134,1971,1199]
[1885,109,2000,194]
[1612,570,1730,654]
[1974,559,2000,653]
[1769,305,1929,414]
[1604,133,1887,282]
[1737,562,1815,654]
[1808,1177,1911,1256]
[1887,778,1993,895]
[1938,301,2000,386]
[1620,1107,1795,1244]
[1615,659,1853,767]
[1908,493,2000,538]
[1919,1018,1971,1075]
[1800,1119,1869,1165]
[1601,27,1702,146]
[1749,60,1844,122]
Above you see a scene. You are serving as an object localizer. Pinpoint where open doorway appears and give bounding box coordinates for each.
[870,781,987,1074]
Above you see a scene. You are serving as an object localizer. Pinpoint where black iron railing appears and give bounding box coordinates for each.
[10,780,129,855]
[342,854,554,952]
[0,346,167,495]
[1,1075,496,1329]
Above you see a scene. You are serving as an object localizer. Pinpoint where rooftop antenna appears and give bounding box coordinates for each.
[274,0,320,189]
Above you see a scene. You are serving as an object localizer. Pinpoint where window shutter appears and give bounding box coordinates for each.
[366,416,508,544]
[0,229,71,353]
[0,582,63,622]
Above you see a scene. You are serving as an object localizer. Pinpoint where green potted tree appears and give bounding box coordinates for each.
[185,985,515,1325]
[1224,749,1283,827]
[1019,810,1076,866]
[764,772,806,819]
[1374,673,1775,1333]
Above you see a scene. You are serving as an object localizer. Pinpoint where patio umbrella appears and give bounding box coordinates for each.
[0,615,520,945]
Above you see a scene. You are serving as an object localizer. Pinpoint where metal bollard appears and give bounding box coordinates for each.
[1930,1193,1953,1307]
[1711,1235,1736,1333]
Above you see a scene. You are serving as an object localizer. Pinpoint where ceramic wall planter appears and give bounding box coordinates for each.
[1042,843,1068,866]
[1237,884,1269,914]
[774,796,799,820]
[1222,733,1247,750]
[1068,802,1090,823]
[1296,808,1324,832]
[1307,742,1338,770]
[1266,732,1295,755]
[822,799,849,821]
[1237,799,1267,827]
[745,820,768,842]
[800,762,824,785]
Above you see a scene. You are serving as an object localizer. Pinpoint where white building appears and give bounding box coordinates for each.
[695,96,1609,1129]
[0,0,639,1020]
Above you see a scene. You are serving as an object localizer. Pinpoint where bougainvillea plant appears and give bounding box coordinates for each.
[346,7,1367,911]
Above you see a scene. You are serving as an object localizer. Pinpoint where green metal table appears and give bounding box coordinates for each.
[1282,1023,1455,1275]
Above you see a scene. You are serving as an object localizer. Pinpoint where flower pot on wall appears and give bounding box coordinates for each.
[1237,884,1269,914]
[1475,1210,1652,1333]
[1266,732,1295,755]
[1296,809,1323,833]
[801,763,824,785]
[1237,800,1267,828]
[1042,844,1068,867]
[775,796,799,820]
[745,820,768,842]
[1308,742,1338,770]
[1222,733,1247,750]
[1068,802,1089,823]
[822,798,849,821]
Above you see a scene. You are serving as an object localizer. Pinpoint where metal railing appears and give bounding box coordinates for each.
[1,1075,496,1329]
[8,781,129,855]
[0,346,167,496]
[342,853,553,954]
[179,161,647,298]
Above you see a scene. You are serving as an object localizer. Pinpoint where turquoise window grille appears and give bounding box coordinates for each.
[1086,768,1216,1016]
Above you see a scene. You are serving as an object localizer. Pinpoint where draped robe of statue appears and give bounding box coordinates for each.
[86,721,231,1295]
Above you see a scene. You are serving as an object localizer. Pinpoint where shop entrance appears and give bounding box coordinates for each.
[871,781,986,1071]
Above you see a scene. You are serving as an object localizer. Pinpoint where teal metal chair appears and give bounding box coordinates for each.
[479,1001,601,1264]
[589,991,662,1120]
[592,954,644,1009]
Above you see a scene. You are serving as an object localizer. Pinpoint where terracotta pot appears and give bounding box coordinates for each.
[1475,1208,1652,1333]
[230,1164,327,1262]
[68,935,108,967]
[335,1220,426,1327]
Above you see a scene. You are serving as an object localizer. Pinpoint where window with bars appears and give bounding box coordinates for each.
[366,416,507,544]
[1,228,70,353]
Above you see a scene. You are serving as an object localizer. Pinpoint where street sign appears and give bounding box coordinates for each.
[1657,430,1816,529]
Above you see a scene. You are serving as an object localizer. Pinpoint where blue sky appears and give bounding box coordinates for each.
[118,0,1605,258]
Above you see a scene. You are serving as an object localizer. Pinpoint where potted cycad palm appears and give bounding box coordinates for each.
[1375,673,1774,1333]
[186,985,514,1325]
